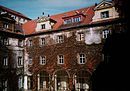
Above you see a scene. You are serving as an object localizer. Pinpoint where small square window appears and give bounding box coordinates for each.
[41,24,45,29]
[101,11,109,18]
[1,37,9,45]
[58,55,64,64]
[57,35,64,43]
[77,33,84,41]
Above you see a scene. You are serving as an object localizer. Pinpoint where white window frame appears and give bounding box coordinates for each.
[58,55,64,64]
[18,56,23,66]
[28,39,32,46]
[3,57,8,66]
[57,35,64,43]
[78,54,86,64]
[40,56,46,65]
[1,37,9,45]
[77,33,84,41]
[73,17,81,22]
[64,19,72,24]
[18,39,23,47]
[102,30,111,39]
[41,24,46,29]
[40,38,46,46]
[101,11,109,19]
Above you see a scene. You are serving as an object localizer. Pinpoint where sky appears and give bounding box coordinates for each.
[0,0,103,19]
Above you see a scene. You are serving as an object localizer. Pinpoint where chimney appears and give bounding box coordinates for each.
[42,12,44,15]
[48,14,50,17]
[95,3,97,6]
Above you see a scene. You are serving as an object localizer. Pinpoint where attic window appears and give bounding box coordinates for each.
[41,24,45,29]
[64,16,81,24]
[101,11,109,18]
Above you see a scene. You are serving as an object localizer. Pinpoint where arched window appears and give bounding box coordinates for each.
[54,70,69,91]
[74,70,90,91]
[40,71,49,90]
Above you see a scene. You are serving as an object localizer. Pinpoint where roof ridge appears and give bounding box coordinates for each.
[0,5,31,20]
[50,5,95,17]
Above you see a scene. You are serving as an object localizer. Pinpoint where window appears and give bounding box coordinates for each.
[3,23,9,28]
[28,57,32,65]
[18,39,23,47]
[3,57,8,66]
[73,17,81,22]
[64,16,81,24]
[77,33,84,41]
[28,76,33,90]
[1,37,9,45]
[78,54,86,64]
[101,11,109,18]
[64,19,72,24]
[40,38,46,46]
[18,76,23,89]
[41,24,45,29]
[58,55,64,64]
[18,56,23,66]
[102,30,111,39]
[40,56,46,65]
[28,39,32,46]
[57,35,64,43]
[3,80,8,91]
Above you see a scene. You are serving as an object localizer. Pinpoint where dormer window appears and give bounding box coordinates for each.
[41,24,45,29]
[64,19,72,24]
[101,11,109,18]
[36,16,56,32]
[63,16,82,24]
[73,17,81,22]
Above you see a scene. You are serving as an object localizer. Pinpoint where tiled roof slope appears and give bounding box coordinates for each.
[23,6,95,35]
[0,5,31,20]
[22,20,37,35]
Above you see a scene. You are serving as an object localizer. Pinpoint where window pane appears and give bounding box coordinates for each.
[58,55,64,64]
[79,54,86,64]
[40,56,46,65]
[101,11,109,18]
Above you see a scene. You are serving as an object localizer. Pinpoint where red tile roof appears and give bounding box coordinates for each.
[22,6,95,35]
[22,20,37,35]
[0,5,31,20]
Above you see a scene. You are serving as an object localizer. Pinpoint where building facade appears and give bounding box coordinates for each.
[22,1,121,91]
[0,1,126,91]
[0,7,30,91]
